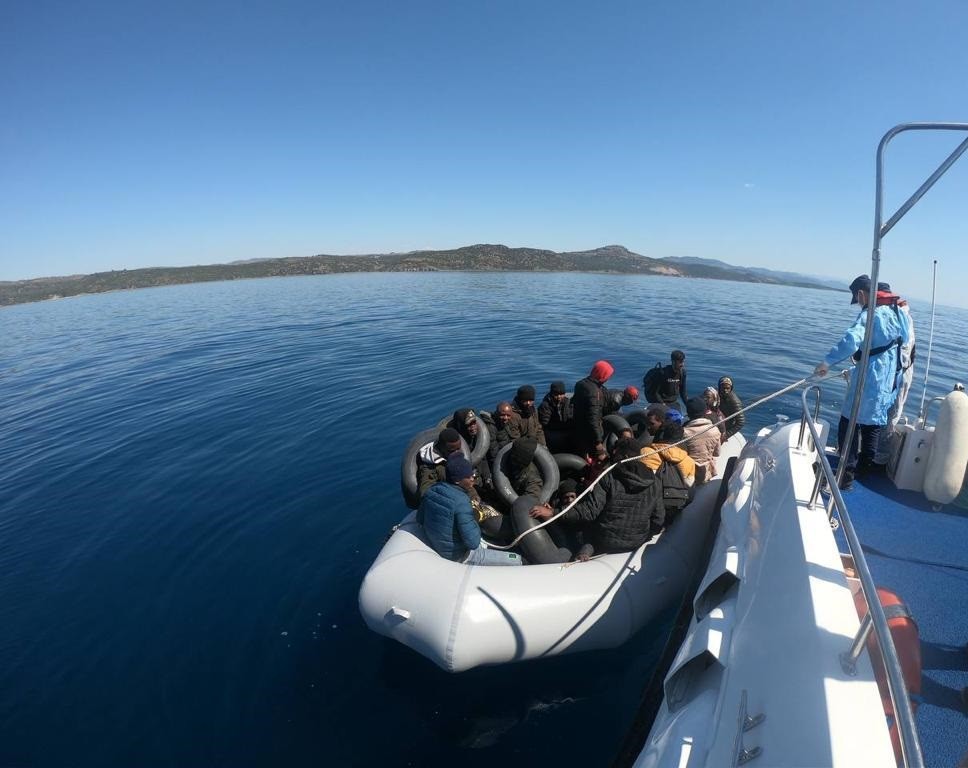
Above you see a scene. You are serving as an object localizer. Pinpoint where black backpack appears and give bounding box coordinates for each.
[643,363,664,404]
[656,460,692,526]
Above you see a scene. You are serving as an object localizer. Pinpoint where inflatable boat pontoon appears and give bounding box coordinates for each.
[359,433,746,672]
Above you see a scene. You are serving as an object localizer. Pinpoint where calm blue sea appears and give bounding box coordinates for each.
[2,273,965,767]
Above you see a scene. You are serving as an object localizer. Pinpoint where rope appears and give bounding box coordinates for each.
[483,374,818,551]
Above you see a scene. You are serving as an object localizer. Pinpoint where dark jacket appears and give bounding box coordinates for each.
[564,461,664,554]
[417,481,480,561]
[538,393,572,430]
[720,391,745,440]
[511,399,546,446]
[509,462,543,498]
[601,387,625,416]
[572,376,608,454]
[657,365,687,407]
[481,412,516,464]
[538,393,573,453]
[417,462,446,500]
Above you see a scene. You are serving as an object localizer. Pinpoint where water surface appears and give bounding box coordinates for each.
[2,273,964,766]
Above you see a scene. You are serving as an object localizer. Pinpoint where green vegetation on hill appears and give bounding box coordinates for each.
[0,244,839,307]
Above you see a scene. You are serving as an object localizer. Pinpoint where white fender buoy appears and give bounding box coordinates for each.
[923,391,968,505]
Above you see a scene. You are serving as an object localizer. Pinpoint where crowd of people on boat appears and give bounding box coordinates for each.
[410,273,919,567]
[411,351,746,566]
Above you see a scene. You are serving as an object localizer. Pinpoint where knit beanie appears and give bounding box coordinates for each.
[558,478,578,496]
[624,385,639,401]
[509,436,538,468]
[517,384,536,401]
[550,381,566,395]
[445,455,474,483]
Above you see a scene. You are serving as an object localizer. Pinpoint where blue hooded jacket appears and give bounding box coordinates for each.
[824,302,911,424]
[416,481,480,561]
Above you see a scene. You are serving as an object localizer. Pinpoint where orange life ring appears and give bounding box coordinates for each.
[852,587,921,766]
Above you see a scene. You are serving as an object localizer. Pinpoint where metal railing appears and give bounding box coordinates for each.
[836,122,968,491]
[799,386,924,767]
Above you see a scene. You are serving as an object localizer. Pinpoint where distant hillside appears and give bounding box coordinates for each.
[0,244,843,307]
[662,256,844,291]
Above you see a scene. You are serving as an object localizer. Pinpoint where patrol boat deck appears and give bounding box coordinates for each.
[835,456,968,768]
[619,123,968,768]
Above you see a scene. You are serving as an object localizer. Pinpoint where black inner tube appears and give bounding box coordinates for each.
[492,442,560,507]
[400,428,471,509]
[509,495,572,565]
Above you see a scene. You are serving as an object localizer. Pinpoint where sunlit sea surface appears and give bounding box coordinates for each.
[2,273,965,766]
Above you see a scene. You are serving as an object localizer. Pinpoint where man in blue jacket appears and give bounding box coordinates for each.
[417,455,522,566]
[814,274,911,490]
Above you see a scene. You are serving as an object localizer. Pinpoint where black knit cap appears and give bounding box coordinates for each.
[517,384,536,401]
[445,455,474,482]
[509,436,538,467]
[550,381,566,395]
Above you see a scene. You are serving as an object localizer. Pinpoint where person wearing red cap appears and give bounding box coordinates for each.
[572,360,616,461]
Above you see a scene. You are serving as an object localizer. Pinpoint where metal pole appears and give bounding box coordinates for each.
[836,123,968,489]
[917,260,939,426]
[833,123,968,764]
[881,136,968,237]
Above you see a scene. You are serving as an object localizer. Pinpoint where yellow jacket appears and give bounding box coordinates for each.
[639,443,696,485]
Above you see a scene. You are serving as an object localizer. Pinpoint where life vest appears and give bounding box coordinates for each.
[876,291,915,371]
[852,587,922,766]
[851,291,908,386]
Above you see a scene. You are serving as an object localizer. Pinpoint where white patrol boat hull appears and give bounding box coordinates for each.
[635,420,896,767]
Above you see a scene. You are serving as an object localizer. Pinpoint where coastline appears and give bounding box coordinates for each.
[0,244,843,307]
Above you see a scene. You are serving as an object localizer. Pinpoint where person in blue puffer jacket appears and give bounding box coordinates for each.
[417,455,522,566]
[814,274,912,490]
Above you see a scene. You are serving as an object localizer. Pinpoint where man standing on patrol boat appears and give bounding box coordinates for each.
[814,274,911,490]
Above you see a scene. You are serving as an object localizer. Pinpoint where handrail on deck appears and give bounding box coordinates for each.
[838,122,968,493]
[799,386,924,768]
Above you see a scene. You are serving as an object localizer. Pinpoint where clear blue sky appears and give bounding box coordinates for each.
[2,1,967,305]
